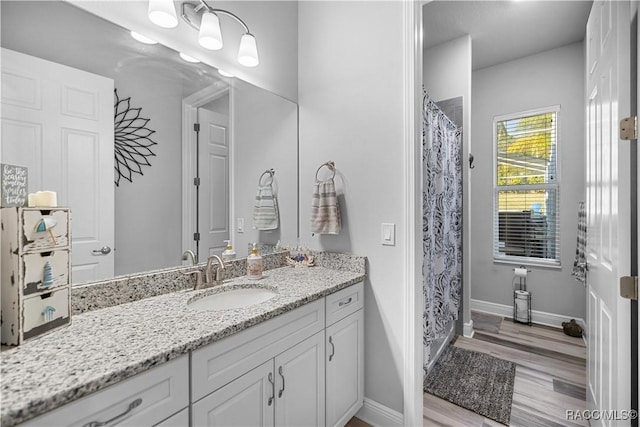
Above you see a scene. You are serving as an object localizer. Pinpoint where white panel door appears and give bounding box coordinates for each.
[192,359,275,427]
[585,2,632,424]
[274,332,325,427]
[1,48,114,283]
[198,107,229,258]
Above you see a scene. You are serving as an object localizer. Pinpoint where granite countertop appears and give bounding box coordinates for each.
[1,265,365,426]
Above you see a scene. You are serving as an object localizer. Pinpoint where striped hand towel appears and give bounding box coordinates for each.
[311,179,341,235]
[571,201,587,285]
[253,184,279,230]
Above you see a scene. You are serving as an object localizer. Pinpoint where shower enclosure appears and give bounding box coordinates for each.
[422,92,463,376]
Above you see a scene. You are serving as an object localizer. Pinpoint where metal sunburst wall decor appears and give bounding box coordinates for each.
[113,88,157,186]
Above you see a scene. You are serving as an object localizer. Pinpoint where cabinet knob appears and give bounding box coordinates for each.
[92,246,112,256]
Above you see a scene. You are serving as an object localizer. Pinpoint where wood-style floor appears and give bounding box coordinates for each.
[423,311,588,427]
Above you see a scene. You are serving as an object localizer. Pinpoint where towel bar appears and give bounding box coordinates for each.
[258,168,275,186]
[315,161,336,181]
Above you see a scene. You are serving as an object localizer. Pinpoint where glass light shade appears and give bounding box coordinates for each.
[218,69,234,77]
[179,53,200,63]
[148,0,178,28]
[199,12,223,50]
[130,31,158,45]
[238,33,259,67]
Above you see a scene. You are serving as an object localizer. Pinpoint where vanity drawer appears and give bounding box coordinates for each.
[23,250,70,295]
[23,288,70,340]
[23,355,189,427]
[325,281,364,326]
[21,208,70,252]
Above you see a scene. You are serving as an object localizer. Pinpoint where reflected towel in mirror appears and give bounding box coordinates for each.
[253,184,279,230]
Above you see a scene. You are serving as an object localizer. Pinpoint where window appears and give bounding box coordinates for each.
[493,107,560,265]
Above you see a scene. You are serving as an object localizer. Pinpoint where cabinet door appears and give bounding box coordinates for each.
[274,331,325,427]
[192,360,275,427]
[326,310,364,427]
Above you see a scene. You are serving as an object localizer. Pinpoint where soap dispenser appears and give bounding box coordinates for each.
[221,240,236,261]
[247,243,263,280]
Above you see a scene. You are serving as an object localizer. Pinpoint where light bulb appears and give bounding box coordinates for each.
[238,33,259,67]
[148,0,178,28]
[199,12,223,50]
[179,53,200,63]
[130,31,158,45]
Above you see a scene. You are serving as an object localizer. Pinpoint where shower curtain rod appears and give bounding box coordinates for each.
[423,92,459,132]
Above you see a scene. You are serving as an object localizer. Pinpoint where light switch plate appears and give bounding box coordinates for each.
[237,218,244,233]
[381,223,396,246]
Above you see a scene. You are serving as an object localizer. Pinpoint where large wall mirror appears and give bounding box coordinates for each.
[1,1,299,284]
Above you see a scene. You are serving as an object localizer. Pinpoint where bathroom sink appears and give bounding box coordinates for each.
[187,285,277,311]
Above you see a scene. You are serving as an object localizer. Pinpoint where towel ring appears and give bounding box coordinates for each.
[315,161,336,181]
[258,168,275,186]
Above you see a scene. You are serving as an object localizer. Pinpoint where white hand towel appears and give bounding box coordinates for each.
[253,184,279,230]
[311,179,341,235]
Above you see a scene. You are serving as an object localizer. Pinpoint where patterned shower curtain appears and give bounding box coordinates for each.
[422,93,463,371]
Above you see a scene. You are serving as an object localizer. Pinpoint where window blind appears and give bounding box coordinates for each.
[493,109,560,264]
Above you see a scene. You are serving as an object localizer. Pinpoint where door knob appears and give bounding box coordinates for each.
[92,246,112,255]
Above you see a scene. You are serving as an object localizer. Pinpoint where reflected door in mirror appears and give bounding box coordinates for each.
[198,106,230,258]
[1,48,115,283]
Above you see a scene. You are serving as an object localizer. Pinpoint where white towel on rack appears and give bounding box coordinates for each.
[310,179,341,235]
[253,184,279,230]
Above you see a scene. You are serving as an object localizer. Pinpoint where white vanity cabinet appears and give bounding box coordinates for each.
[23,355,189,427]
[325,283,365,427]
[193,331,325,427]
[14,281,364,427]
[191,282,364,427]
[191,299,326,427]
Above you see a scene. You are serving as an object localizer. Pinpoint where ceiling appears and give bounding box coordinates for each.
[423,1,593,70]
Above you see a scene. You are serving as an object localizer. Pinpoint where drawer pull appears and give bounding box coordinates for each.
[268,372,275,406]
[329,336,335,362]
[82,397,142,427]
[278,366,285,398]
[338,297,353,307]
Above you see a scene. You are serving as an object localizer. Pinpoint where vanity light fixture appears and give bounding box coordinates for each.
[130,31,158,45]
[148,0,178,28]
[218,69,234,78]
[179,0,259,67]
[179,52,201,63]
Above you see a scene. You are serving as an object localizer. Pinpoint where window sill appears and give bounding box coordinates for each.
[493,257,561,270]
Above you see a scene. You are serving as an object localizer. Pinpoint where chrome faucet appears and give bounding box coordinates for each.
[205,255,226,287]
[181,250,198,265]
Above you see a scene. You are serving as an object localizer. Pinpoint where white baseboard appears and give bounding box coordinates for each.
[356,398,403,427]
[471,299,586,330]
[463,319,474,338]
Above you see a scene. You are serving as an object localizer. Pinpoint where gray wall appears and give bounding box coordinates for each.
[113,73,185,275]
[298,1,405,414]
[232,80,298,256]
[471,42,586,319]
